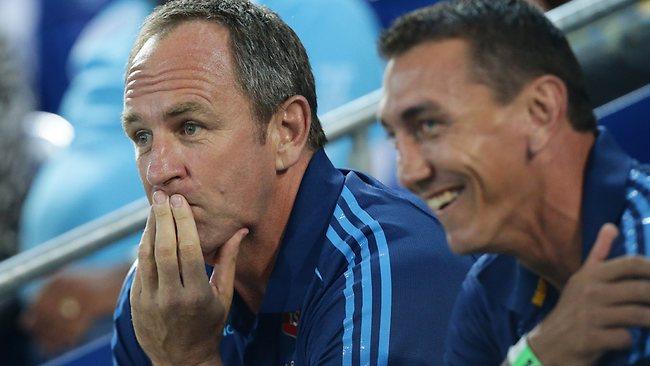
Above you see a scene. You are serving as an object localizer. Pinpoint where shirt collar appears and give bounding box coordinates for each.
[507,127,634,314]
[259,149,345,313]
[580,127,634,260]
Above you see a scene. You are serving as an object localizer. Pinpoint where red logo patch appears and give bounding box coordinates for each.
[281,311,300,338]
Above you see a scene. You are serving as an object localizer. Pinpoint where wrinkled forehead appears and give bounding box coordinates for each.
[126,21,235,91]
[379,39,474,124]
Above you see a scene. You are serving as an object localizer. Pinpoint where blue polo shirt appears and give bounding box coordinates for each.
[112,149,471,365]
[444,128,650,365]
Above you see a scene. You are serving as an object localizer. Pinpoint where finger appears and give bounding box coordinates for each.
[591,328,633,352]
[595,304,650,328]
[598,255,650,281]
[152,190,181,288]
[585,223,619,266]
[600,279,650,305]
[131,266,142,299]
[136,209,157,291]
[170,194,205,287]
[209,228,248,303]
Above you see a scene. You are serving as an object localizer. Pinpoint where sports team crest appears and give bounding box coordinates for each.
[281,311,300,338]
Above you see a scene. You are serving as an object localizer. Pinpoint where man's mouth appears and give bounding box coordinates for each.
[427,187,463,211]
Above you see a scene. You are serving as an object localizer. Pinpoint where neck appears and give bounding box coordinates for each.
[513,127,595,290]
[233,151,313,313]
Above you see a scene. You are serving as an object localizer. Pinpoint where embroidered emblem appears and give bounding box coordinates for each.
[282,311,300,338]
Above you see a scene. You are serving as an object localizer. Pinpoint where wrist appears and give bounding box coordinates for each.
[507,333,543,366]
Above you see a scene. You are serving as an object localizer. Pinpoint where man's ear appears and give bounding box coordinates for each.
[269,95,311,171]
[524,75,568,156]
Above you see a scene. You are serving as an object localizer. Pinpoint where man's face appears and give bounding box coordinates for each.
[379,39,536,254]
[123,21,277,262]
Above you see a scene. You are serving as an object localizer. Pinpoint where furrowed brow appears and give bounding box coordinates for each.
[400,101,443,122]
[121,112,141,130]
[164,102,205,119]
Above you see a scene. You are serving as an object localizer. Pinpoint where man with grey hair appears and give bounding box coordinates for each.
[112,0,470,365]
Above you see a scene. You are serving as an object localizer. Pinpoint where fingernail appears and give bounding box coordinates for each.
[170,194,182,207]
[153,190,165,204]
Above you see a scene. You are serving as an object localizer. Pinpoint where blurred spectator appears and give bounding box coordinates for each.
[0,0,39,90]
[36,0,112,113]
[19,0,151,359]
[0,33,39,365]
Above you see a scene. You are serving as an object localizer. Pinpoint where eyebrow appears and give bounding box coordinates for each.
[400,101,445,122]
[165,101,205,118]
[121,101,209,130]
[121,111,140,130]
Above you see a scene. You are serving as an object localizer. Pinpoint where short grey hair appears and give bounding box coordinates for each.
[127,0,327,148]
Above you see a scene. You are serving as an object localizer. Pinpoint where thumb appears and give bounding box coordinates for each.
[209,228,249,302]
[585,223,619,266]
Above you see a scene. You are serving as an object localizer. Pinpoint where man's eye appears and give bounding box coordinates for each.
[417,119,441,139]
[135,130,152,146]
[183,122,201,136]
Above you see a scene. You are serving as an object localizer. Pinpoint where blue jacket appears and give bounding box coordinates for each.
[444,128,650,365]
[113,149,471,365]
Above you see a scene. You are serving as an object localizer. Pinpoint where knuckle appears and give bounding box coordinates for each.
[633,282,650,296]
[159,295,182,313]
[635,309,650,325]
[153,204,171,217]
[633,307,650,325]
[135,297,153,312]
[142,222,154,236]
[623,255,646,268]
[172,208,190,220]
[177,241,196,252]
[138,244,151,258]
[155,245,176,258]
[159,292,204,313]
[611,329,633,349]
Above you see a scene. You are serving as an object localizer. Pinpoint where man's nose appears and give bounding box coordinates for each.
[145,137,187,189]
[396,135,433,193]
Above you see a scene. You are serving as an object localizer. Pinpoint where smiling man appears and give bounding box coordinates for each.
[111,0,470,365]
[379,0,650,365]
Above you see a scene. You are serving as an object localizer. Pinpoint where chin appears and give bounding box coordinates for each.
[446,236,475,255]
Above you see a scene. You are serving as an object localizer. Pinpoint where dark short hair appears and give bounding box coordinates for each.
[129,0,327,149]
[379,0,596,132]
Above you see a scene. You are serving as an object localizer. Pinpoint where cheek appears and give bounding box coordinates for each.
[136,158,151,190]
